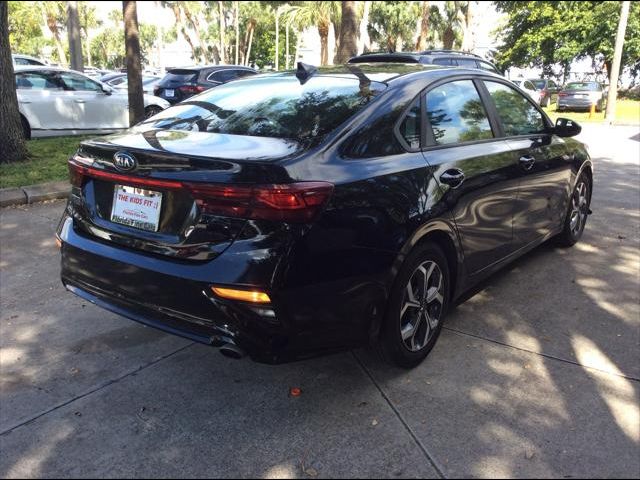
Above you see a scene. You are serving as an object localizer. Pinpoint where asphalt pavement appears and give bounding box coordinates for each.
[0,124,638,478]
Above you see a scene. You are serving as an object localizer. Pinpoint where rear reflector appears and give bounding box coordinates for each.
[68,160,333,223]
[212,287,271,304]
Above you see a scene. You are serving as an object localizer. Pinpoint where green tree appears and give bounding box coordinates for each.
[494,1,640,81]
[7,1,48,57]
[368,1,420,52]
[41,1,68,66]
[287,1,340,66]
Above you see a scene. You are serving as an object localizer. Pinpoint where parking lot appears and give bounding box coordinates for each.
[0,124,638,479]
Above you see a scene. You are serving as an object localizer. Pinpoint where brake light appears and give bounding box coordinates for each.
[68,160,334,223]
[211,287,271,303]
[558,92,568,97]
[179,85,206,94]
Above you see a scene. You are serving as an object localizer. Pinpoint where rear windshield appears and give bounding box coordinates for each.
[532,80,546,89]
[137,75,386,144]
[162,70,198,84]
[565,82,601,91]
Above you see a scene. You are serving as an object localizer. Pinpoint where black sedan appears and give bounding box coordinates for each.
[57,64,592,368]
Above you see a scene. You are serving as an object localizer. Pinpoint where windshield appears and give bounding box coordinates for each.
[565,82,601,91]
[136,75,386,144]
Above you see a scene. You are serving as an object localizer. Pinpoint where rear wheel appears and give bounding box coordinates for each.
[144,105,163,119]
[20,115,31,140]
[378,242,449,368]
[556,173,591,247]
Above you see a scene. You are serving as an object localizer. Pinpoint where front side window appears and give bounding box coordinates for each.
[425,80,493,145]
[57,72,103,92]
[484,81,546,137]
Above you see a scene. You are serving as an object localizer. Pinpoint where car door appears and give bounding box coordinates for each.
[422,78,521,275]
[56,71,128,129]
[15,70,79,130]
[482,80,573,249]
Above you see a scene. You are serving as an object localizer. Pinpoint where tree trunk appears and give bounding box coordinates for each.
[46,15,68,67]
[460,1,474,52]
[218,1,225,64]
[245,20,255,67]
[234,1,239,65]
[415,1,430,51]
[0,1,28,163]
[285,21,290,69]
[183,8,208,63]
[67,1,84,70]
[123,1,144,126]
[336,1,358,64]
[358,1,371,54]
[443,27,455,50]
[606,1,631,122]
[318,22,329,66]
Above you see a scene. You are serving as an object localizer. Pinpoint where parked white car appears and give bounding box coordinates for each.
[511,79,542,104]
[12,54,47,67]
[15,66,170,139]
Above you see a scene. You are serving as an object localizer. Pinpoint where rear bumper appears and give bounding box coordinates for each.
[57,212,385,363]
[557,98,598,108]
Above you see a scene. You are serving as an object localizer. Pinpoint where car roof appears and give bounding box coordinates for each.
[168,65,256,72]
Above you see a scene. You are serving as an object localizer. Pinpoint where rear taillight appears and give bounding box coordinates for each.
[184,182,334,222]
[68,160,333,223]
[178,85,206,94]
[558,92,568,97]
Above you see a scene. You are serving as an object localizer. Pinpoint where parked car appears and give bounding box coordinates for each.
[57,63,592,367]
[528,78,561,107]
[153,65,258,104]
[12,54,47,67]
[15,66,170,139]
[558,81,607,112]
[100,73,162,95]
[348,50,501,75]
[511,79,542,104]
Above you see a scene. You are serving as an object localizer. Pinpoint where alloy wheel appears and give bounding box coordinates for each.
[569,181,588,236]
[400,261,444,352]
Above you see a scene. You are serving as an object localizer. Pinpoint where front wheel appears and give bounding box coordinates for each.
[556,174,591,247]
[144,105,163,119]
[378,242,449,368]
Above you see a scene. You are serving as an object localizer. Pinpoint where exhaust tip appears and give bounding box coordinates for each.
[219,343,246,360]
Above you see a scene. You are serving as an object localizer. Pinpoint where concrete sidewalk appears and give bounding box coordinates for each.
[0,125,638,478]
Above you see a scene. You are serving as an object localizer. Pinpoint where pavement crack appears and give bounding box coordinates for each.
[0,342,195,437]
[351,351,447,479]
[443,327,640,382]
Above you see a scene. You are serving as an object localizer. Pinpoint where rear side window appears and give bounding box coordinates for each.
[15,72,63,90]
[57,72,103,92]
[425,80,493,145]
[432,58,454,66]
[397,98,421,149]
[477,61,497,72]
[484,81,546,136]
[208,69,239,83]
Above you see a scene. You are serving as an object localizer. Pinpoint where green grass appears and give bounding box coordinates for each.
[0,135,94,189]
[543,99,640,124]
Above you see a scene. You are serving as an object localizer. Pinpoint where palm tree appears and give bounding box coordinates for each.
[1,1,28,161]
[161,1,202,63]
[336,1,358,64]
[429,1,463,50]
[79,2,101,67]
[287,1,339,66]
[415,1,430,51]
[123,1,144,126]
[41,2,67,66]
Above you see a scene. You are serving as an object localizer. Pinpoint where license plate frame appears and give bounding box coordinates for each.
[111,185,163,232]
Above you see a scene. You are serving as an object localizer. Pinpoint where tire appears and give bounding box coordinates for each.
[378,242,450,368]
[556,173,591,247]
[144,105,163,119]
[20,115,31,140]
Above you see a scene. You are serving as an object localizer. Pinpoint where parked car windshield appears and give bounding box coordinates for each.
[136,75,386,144]
[565,82,601,91]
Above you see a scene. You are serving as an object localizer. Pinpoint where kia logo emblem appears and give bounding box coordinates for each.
[113,151,137,172]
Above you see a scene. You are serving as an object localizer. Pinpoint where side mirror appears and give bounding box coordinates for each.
[554,117,581,138]
[101,84,113,95]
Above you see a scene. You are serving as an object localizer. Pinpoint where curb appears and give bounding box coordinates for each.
[0,181,69,208]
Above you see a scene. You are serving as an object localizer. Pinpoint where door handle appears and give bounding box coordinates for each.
[519,156,536,170]
[439,169,465,189]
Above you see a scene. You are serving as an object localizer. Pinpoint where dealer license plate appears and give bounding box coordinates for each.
[165,89,175,98]
[111,185,162,232]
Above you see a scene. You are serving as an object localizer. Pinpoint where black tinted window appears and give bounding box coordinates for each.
[426,80,493,145]
[398,98,421,149]
[137,75,385,144]
[456,58,478,68]
[163,70,198,84]
[485,81,546,136]
[208,70,238,83]
[432,58,453,66]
